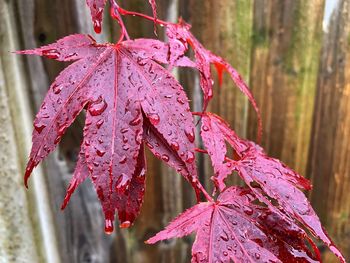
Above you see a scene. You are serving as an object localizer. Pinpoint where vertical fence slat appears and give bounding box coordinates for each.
[0,1,60,262]
[308,0,350,261]
[248,0,324,176]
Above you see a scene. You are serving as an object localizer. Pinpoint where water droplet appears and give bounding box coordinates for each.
[96,149,105,157]
[96,119,104,128]
[121,128,129,133]
[104,219,114,234]
[122,135,128,143]
[120,221,131,228]
[54,136,60,144]
[34,123,46,133]
[52,83,64,94]
[66,52,78,59]
[129,110,142,126]
[119,156,127,164]
[162,154,169,162]
[128,74,136,86]
[42,49,60,59]
[164,94,173,99]
[185,128,195,143]
[85,119,92,126]
[171,142,179,151]
[148,113,160,125]
[208,88,213,99]
[223,251,228,256]
[58,125,66,134]
[220,230,229,241]
[231,201,241,209]
[85,140,91,146]
[177,97,185,105]
[137,57,147,66]
[89,96,107,116]
[148,64,155,74]
[243,206,253,216]
[123,145,130,151]
[186,151,195,163]
[202,125,209,132]
[115,174,124,187]
[255,253,260,259]
[93,19,102,34]
[146,141,153,149]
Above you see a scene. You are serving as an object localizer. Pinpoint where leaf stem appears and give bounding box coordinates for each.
[116,4,170,27]
[110,0,130,42]
[193,178,214,203]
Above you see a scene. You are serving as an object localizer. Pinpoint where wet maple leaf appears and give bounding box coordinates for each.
[147,186,321,263]
[199,113,345,262]
[166,21,262,138]
[86,0,107,33]
[18,34,199,232]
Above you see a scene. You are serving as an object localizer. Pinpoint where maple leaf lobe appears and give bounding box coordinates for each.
[148,187,322,263]
[19,35,199,233]
[200,113,345,262]
[86,0,107,33]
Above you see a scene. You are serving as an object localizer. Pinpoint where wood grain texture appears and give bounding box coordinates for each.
[0,1,60,262]
[307,0,350,261]
[247,0,325,176]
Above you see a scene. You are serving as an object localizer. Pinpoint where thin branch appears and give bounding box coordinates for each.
[117,5,171,27]
[109,0,130,42]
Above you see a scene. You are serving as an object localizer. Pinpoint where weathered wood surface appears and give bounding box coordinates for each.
[0,1,60,262]
[248,0,324,176]
[307,0,350,261]
[0,0,349,262]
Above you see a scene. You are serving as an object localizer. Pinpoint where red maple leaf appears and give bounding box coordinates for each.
[17,34,200,232]
[166,21,262,138]
[199,113,345,262]
[147,186,321,263]
[86,0,107,33]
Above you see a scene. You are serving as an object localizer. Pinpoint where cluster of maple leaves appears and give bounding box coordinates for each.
[18,0,346,262]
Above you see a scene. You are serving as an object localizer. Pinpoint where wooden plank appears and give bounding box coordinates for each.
[307,0,350,261]
[248,0,324,176]
[0,1,60,262]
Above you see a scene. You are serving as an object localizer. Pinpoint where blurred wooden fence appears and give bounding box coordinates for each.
[0,0,349,262]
